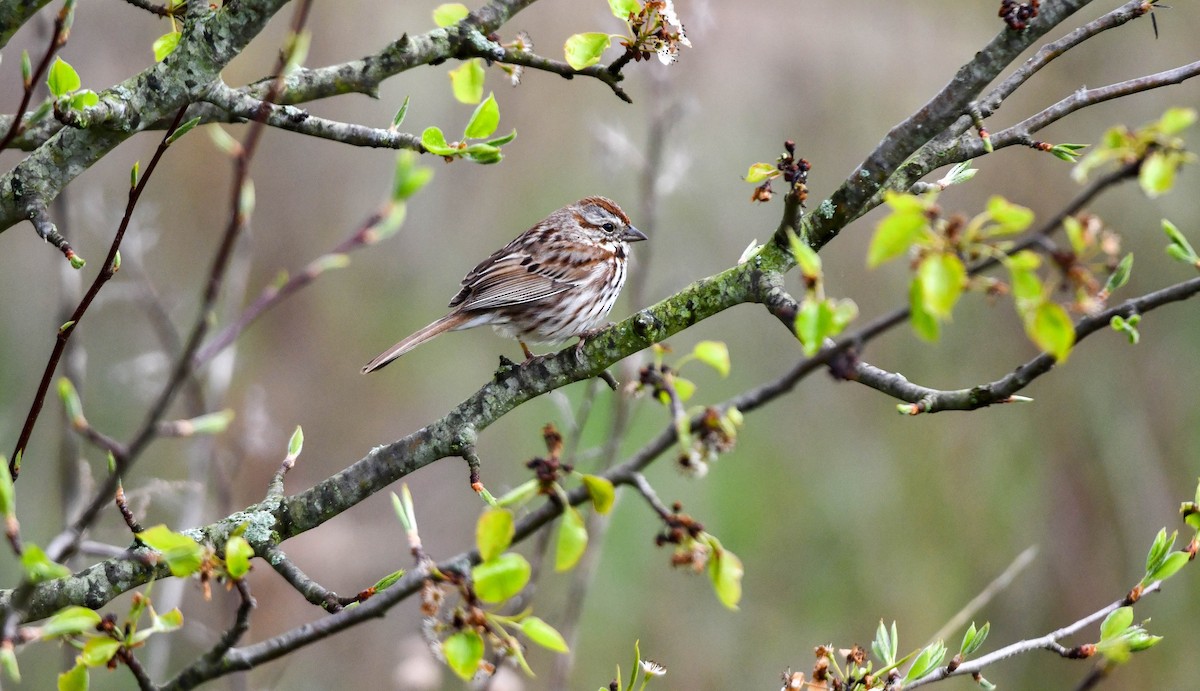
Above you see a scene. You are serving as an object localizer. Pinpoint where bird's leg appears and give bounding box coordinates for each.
[573,323,612,365]
[519,340,537,363]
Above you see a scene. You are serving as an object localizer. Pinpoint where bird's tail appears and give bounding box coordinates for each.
[361,312,472,373]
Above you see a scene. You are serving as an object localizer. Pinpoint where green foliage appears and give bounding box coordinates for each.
[705,534,743,610]
[448,59,485,104]
[22,544,71,583]
[519,616,569,653]
[286,425,304,460]
[153,31,181,61]
[564,32,612,70]
[743,162,778,183]
[471,552,531,603]
[224,535,254,579]
[432,3,469,27]
[904,639,946,683]
[1074,107,1197,197]
[137,525,205,577]
[476,508,514,562]
[47,57,80,98]
[868,192,932,267]
[1096,606,1161,664]
[0,455,14,520]
[582,474,615,514]
[959,621,990,658]
[42,607,102,638]
[1162,219,1200,267]
[872,620,898,666]
[555,506,588,571]
[1110,314,1141,344]
[421,93,515,164]
[443,630,485,680]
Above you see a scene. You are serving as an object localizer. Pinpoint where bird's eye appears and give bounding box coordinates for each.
[602,222,616,233]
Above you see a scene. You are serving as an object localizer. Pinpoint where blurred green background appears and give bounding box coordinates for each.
[2,1,1199,689]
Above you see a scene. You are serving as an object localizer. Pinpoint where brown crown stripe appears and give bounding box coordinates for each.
[578,196,630,223]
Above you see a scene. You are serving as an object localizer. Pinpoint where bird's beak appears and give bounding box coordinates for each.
[622,225,648,243]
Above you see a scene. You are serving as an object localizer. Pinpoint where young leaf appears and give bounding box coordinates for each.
[463,92,499,139]
[137,525,205,577]
[443,630,485,680]
[1110,315,1140,345]
[153,31,181,62]
[608,0,639,19]
[520,616,569,653]
[1102,254,1133,296]
[1158,106,1197,135]
[391,95,410,129]
[1139,151,1177,198]
[960,621,989,657]
[1025,302,1074,362]
[1100,606,1133,642]
[224,535,254,579]
[392,150,433,201]
[564,33,611,70]
[471,552,531,603]
[904,640,946,682]
[448,59,485,104]
[555,506,588,572]
[372,568,406,592]
[691,341,730,377]
[582,474,616,515]
[57,663,86,691]
[909,278,940,341]
[1148,551,1189,583]
[795,297,832,356]
[166,116,202,145]
[476,507,515,562]
[985,196,1034,235]
[420,126,457,156]
[787,228,822,279]
[868,203,927,267]
[495,478,539,508]
[872,620,897,666]
[79,636,121,667]
[432,3,469,26]
[1062,216,1086,255]
[707,541,744,610]
[0,456,13,519]
[21,544,71,583]
[47,57,80,98]
[41,606,102,638]
[917,253,966,319]
[743,162,777,183]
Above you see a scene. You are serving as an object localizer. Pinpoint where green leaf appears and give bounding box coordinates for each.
[463,142,503,164]
[79,637,120,668]
[555,506,588,572]
[463,92,499,139]
[909,276,940,341]
[608,0,639,19]
[1062,216,1086,255]
[137,525,205,577]
[917,253,966,319]
[443,630,485,680]
[153,31,181,61]
[986,196,1034,235]
[904,640,946,682]
[795,298,832,356]
[1158,107,1197,135]
[691,341,730,377]
[22,544,71,583]
[432,3,469,26]
[1025,302,1074,362]
[1162,218,1198,264]
[372,568,406,592]
[47,57,80,98]
[868,202,928,267]
[743,162,777,183]
[520,616,569,653]
[1147,529,1176,574]
[495,478,539,507]
[182,409,235,436]
[786,228,821,279]
[392,150,433,201]
[0,456,13,519]
[582,475,615,515]
[166,116,202,145]
[1008,251,1044,309]
[472,552,531,603]
[42,606,102,638]
[707,541,743,610]
[1103,254,1133,296]
[1109,315,1140,345]
[485,129,517,147]
[224,535,254,579]
[66,90,98,111]
[1100,606,1133,641]
[448,59,485,104]
[476,508,514,562]
[1148,551,1189,583]
[20,50,31,87]
[57,663,85,691]
[152,607,183,633]
[420,126,457,156]
[1139,151,1178,198]
[872,620,897,666]
[0,642,18,683]
[385,96,409,132]
[286,425,304,460]
[564,33,611,70]
[960,621,989,657]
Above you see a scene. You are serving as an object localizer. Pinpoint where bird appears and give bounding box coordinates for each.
[362,196,646,373]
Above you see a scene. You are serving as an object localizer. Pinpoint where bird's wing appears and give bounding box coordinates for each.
[450,251,583,311]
